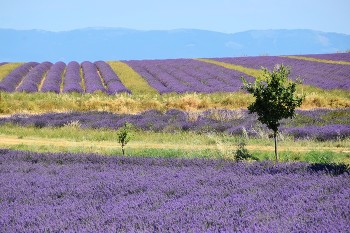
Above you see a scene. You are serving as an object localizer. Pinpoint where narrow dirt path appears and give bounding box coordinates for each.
[0,135,349,153]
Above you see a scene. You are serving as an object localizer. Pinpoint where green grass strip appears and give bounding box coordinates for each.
[0,123,349,164]
[0,63,23,81]
[283,55,350,65]
[107,61,158,95]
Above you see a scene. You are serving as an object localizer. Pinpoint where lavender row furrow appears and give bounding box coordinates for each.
[41,62,66,93]
[170,59,253,92]
[162,59,214,93]
[1,61,131,94]
[0,149,349,232]
[16,62,52,92]
[213,56,350,90]
[62,61,84,93]
[94,61,130,94]
[0,62,39,92]
[81,61,106,93]
[125,59,256,94]
[2,108,349,140]
[145,61,192,93]
[126,60,169,93]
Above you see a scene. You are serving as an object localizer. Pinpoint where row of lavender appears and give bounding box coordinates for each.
[212,55,350,90]
[0,149,349,232]
[1,108,349,140]
[296,52,350,61]
[125,59,255,93]
[0,61,130,94]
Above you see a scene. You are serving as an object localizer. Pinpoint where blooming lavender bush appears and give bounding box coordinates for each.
[1,108,349,140]
[94,61,131,94]
[0,62,39,92]
[16,62,53,92]
[0,62,8,66]
[125,59,255,94]
[81,61,106,93]
[41,62,66,93]
[0,149,349,232]
[213,56,350,90]
[62,61,84,93]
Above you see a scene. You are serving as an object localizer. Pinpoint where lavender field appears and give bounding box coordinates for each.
[0,54,349,232]
[125,59,255,94]
[1,54,350,95]
[0,149,349,232]
[1,108,349,141]
[0,61,130,94]
[212,55,350,90]
[296,52,350,62]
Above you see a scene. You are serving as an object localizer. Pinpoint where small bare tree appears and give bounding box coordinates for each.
[117,122,132,156]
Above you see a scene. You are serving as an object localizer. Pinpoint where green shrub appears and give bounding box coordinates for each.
[117,122,133,156]
[235,142,257,162]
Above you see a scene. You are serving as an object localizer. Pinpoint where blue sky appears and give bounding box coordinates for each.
[1,0,350,34]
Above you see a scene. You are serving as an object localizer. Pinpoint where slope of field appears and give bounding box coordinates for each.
[288,52,350,63]
[209,55,350,90]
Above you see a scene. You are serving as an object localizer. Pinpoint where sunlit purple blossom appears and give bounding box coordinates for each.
[41,62,66,93]
[124,59,255,94]
[81,61,106,93]
[16,62,53,92]
[1,108,349,140]
[0,149,349,232]
[212,56,350,90]
[94,61,130,94]
[62,61,84,93]
[0,62,39,92]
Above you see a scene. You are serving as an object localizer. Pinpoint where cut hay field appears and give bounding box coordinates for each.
[0,53,349,231]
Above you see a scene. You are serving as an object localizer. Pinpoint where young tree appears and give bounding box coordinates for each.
[242,64,304,162]
[117,122,132,156]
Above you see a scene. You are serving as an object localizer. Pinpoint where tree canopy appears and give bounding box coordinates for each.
[242,64,304,161]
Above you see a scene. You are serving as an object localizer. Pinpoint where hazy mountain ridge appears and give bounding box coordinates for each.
[1,28,349,62]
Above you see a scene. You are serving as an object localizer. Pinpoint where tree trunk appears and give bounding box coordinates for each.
[274,131,278,163]
[122,144,125,156]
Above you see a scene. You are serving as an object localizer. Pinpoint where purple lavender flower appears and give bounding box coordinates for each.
[0,62,39,92]
[94,61,131,94]
[16,62,53,93]
[81,61,106,93]
[294,53,350,62]
[124,59,255,94]
[41,62,66,93]
[1,108,348,140]
[0,149,349,232]
[212,56,350,90]
[62,61,84,93]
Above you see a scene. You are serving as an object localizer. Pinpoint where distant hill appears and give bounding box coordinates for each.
[1,28,350,62]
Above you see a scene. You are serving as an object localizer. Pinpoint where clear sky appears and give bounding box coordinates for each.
[1,0,350,34]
